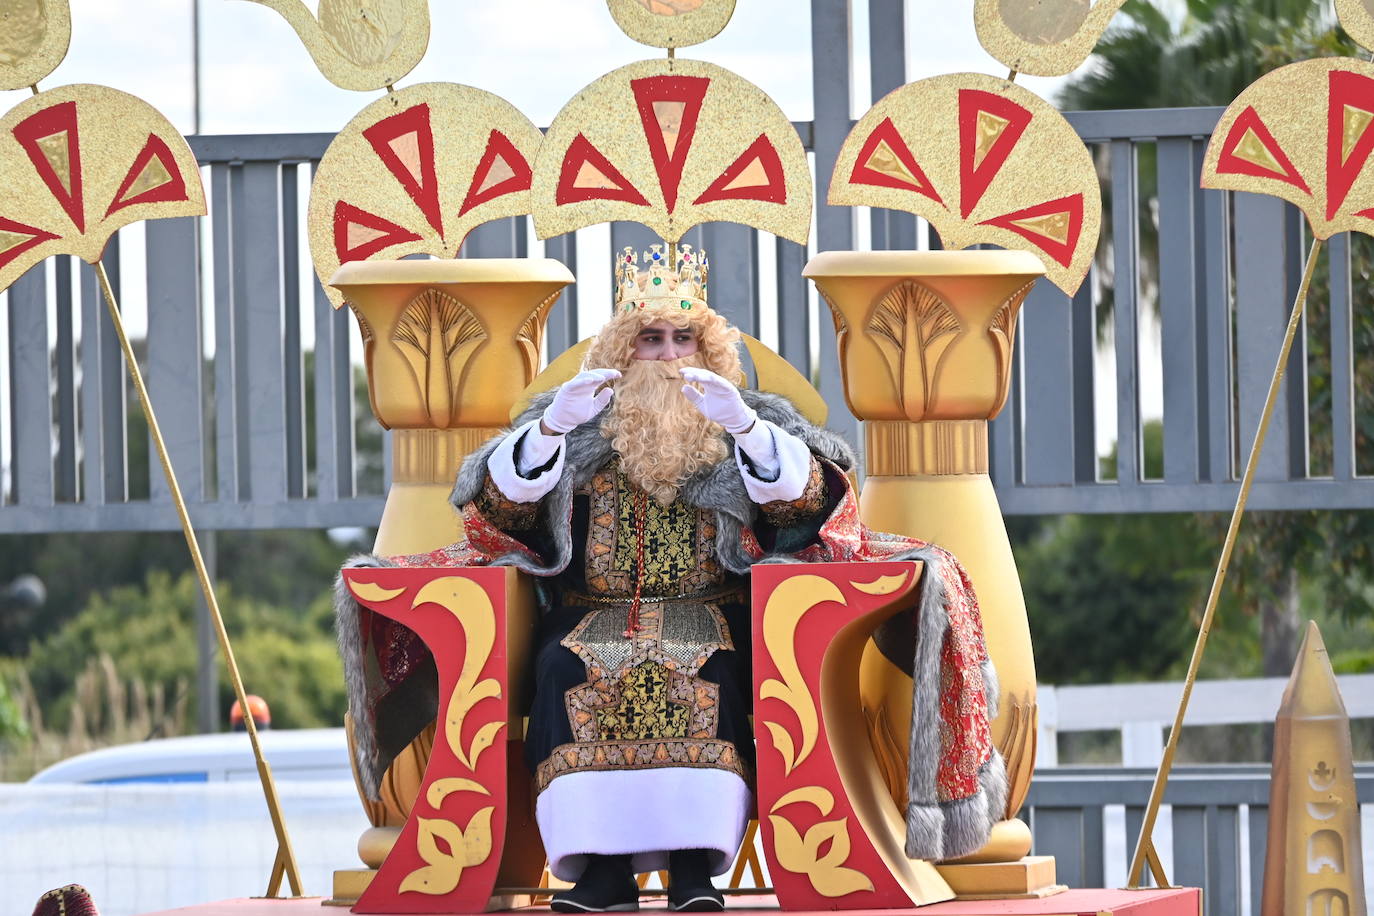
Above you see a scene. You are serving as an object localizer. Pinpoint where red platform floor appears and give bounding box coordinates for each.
[138,888,1200,916]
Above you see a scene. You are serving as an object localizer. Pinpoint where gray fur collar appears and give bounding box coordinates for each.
[450,386,856,577]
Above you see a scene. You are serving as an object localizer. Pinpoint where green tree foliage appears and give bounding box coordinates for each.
[1054,0,1374,675]
[22,570,345,734]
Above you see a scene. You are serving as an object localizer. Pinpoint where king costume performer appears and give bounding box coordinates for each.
[334,248,1007,909]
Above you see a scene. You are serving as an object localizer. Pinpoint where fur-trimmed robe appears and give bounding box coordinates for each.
[336,388,1007,861]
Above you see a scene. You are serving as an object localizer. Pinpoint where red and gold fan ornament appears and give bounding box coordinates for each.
[530,58,812,247]
[1202,58,1374,239]
[0,84,205,291]
[829,73,1099,295]
[308,83,544,308]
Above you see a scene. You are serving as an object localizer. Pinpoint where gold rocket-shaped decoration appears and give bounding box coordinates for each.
[1261,621,1367,916]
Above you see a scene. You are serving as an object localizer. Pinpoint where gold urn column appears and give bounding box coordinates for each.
[804,250,1043,851]
[326,257,572,894]
[330,258,575,557]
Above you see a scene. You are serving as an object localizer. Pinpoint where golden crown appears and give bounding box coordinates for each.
[614,243,709,312]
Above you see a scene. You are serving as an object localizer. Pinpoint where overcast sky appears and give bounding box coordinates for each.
[0,0,1069,135]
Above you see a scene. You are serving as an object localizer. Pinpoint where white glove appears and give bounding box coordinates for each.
[680,367,757,434]
[542,368,620,434]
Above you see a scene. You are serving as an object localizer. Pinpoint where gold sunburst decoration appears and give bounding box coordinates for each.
[531,58,811,246]
[309,83,543,308]
[234,0,429,91]
[0,84,205,290]
[0,0,71,90]
[1201,57,1374,240]
[974,0,1126,77]
[606,0,736,49]
[829,73,1099,294]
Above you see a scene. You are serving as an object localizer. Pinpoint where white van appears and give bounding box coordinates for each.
[27,727,352,784]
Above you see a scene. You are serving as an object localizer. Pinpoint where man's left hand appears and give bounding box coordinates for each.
[680,367,757,434]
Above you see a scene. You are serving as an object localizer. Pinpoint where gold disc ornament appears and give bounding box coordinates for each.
[531,57,811,246]
[1202,57,1374,239]
[309,82,544,308]
[0,84,206,290]
[974,0,1126,77]
[606,0,736,49]
[0,0,71,91]
[829,72,1100,294]
[1336,0,1374,55]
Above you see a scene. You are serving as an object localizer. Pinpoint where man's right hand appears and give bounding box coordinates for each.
[540,368,621,435]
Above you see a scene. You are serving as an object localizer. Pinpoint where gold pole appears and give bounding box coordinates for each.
[1126,237,1324,889]
[94,262,305,897]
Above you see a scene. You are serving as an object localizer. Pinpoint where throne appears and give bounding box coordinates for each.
[328,256,1050,912]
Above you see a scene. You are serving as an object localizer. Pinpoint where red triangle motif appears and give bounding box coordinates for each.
[104,134,190,218]
[958,90,1032,219]
[1326,69,1374,221]
[631,74,709,212]
[13,100,84,232]
[0,215,59,271]
[980,194,1084,268]
[556,134,649,206]
[1216,106,1311,195]
[849,116,943,205]
[692,134,787,206]
[333,201,423,262]
[458,130,533,217]
[363,104,443,238]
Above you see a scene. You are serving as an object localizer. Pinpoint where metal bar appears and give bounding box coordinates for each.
[1171,806,1207,899]
[775,239,810,377]
[1110,140,1141,486]
[307,161,354,501]
[280,164,305,499]
[54,256,77,502]
[702,223,758,338]
[1196,151,1232,483]
[1033,808,1084,888]
[810,0,857,444]
[1232,193,1290,482]
[866,0,914,252]
[1156,138,1199,485]
[1081,804,1105,887]
[1064,107,1223,142]
[145,217,205,503]
[462,218,522,258]
[1020,282,1075,485]
[79,262,108,505]
[1206,805,1240,916]
[101,236,128,501]
[1283,207,1309,479]
[213,165,239,502]
[1071,278,1096,483]
[237,161,287,502]
[1328,234,1355,481]
[9,265,53,507]
[543,233,580,359]
[1247,804,1268,910]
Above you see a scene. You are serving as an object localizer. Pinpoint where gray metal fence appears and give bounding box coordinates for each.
[1026,765,1374,916]
[3,0,1371,535]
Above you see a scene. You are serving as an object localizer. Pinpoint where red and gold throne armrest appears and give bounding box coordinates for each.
[343,560,959,913]
[341,565,543,914]
[753,560,965,909]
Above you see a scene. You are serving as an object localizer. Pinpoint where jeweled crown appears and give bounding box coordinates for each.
[614,243,709,312]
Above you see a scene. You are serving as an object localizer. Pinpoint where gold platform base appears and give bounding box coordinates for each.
[325,868,375,907]
[934,855,1065,900]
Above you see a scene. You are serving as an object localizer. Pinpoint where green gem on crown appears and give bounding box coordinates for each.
[680,300,691,309]
[652,277,662,285]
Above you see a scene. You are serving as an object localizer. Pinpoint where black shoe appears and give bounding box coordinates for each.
[551,854,639,913]
[667,849,725,912]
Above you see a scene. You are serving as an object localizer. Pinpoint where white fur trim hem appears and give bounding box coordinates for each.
[488,419,564,502]
[536,768,752,881]
[736,421,810,502]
